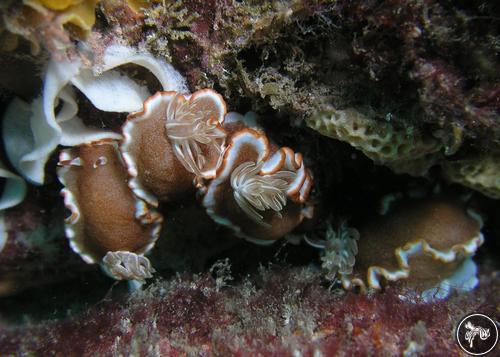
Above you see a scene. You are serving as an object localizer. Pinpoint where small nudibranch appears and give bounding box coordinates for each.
[203,128,313,242]
[121,89,227,206]
[340,197,484,300]
[57,140,162,281]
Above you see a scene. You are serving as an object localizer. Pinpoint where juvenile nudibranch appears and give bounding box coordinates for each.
[58,140,162,281]
[121,89,227,206]
[340,197,484,301]
[203,128,313,242]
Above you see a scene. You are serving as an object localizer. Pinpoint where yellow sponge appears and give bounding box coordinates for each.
[443,155,500,199]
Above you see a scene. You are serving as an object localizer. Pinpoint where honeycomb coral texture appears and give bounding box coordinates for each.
[306,107,443,176]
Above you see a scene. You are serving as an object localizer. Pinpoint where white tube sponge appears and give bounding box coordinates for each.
[0,214,5,253]
[71,69,150,113]
[2,44,188,184]
[98,44,188,95]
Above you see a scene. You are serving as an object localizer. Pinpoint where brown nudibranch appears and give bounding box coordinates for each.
[55,86,315,281]
[58,140,162,281]
[121,89,227,206]
[203,128,313,243]
[341,197,484,301]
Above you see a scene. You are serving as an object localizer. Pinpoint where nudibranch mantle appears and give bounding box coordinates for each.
[121,89,227,206]
[165,90,227,178]
[203,128,313,242]
[58,140,162,279]
[339,198,484,301]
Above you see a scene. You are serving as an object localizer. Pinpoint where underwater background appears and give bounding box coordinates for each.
[0,0,498,355]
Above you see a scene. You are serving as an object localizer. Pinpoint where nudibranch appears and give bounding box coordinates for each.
[339,197,484,301]
[308,222,360,282]
[121,89,227,205]
[203,128,313,242]
[57,140,162,281]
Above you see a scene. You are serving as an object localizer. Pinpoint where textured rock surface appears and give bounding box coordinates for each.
[0,186,90,296]
[0,264,498,356]
[131,0,500,150]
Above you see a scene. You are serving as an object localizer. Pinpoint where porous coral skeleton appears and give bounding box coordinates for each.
[165,94,226,177]
[230,161,296,226]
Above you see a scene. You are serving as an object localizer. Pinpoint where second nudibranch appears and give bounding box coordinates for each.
[203,128,313,243]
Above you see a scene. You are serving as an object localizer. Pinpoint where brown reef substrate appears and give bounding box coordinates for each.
[0,264,498,356]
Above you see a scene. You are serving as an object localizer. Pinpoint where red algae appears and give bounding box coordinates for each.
[0,265,497,356]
